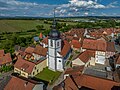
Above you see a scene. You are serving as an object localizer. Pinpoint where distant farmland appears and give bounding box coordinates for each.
[0,20,51,32]
[0,20,77,32]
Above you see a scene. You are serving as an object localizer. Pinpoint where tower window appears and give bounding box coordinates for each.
[51,40,53,47]
[57,42,59,46]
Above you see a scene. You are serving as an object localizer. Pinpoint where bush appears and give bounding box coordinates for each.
[0,65,13,72]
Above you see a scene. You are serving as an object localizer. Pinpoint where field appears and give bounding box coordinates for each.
[0,20,77,32]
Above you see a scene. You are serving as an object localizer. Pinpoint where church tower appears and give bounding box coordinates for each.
[48,9,62,71]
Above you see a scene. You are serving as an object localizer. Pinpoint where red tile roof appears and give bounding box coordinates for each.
[71,40,81,49]
[39,33,43,38]
[14,57,35,74]
[64,76,79,90]
[33,45,48,56]
[4,76,35,90]
[64,66,84,75]
[60,40,71,57]
[76,50,95,63]
[103,28,114,35]
[41,36,48,45]
[74,74,120,90]
[25,47,35,54]
[82,39,115,52]
[0,50,4,57]
[107,42,115,52]
[116,55,120,64]
[0,53,12,65]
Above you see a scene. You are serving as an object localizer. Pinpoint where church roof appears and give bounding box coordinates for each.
[60,40,71,57]
[49,29,60,39]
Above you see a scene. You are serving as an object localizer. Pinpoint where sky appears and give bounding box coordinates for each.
[0,0,120,17]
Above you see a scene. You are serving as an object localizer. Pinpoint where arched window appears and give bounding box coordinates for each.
[57,42,59,46]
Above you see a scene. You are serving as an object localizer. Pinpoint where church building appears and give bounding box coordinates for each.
[48,18,71,72]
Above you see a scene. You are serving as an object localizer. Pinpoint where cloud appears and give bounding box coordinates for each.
[107,1,120,8]
[69,0,105,9]
[0,0,120,17]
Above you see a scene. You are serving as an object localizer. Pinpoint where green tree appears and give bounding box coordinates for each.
[36,25,44,31]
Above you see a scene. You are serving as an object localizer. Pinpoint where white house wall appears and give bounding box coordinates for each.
[95,51,106,64]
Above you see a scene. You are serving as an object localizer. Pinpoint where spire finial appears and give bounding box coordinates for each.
[54,7,55,20]
[53,7,56,29]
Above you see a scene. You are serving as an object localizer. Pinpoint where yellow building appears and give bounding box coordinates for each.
[14,57,47,78]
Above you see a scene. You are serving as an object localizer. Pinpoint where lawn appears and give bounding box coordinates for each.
[35,67,61,84]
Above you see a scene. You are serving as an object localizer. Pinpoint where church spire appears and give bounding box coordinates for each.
[52,8,56,29]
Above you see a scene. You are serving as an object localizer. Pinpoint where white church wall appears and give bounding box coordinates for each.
[56,57,64,71]
[48,56,56,71]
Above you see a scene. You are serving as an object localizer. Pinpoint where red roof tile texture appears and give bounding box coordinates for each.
[74,74,120,90]
[41,36,48,45]
[4,76,35,90]
[71,39,81,49]
[116,55,120,64]
[64,66,84,75]
[77,50,95,63]
[33,45,48,56]
[0,53,12,65]
[82,39,115,52]
[14,57,35,74]
[64,76,79,90]
[60,40,71,57]
[39,33,43,38]
[25,47,35,54]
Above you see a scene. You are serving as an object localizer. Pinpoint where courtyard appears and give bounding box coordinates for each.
[35,67,62,84]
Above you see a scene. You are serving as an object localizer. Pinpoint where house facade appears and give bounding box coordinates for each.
[82,39,115,65]
[72,50,95,67]
[14,57,47,78]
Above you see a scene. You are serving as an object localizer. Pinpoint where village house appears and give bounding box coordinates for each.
[33,36,39,44]
[4,76,45,90]
[24,46,35,61]
[0,50,12,68]
[64,65,84,79]
[103,28,115,38]
[53,73,120,90]
[82,39,116,65]
[72,50,95,67]
[14,56,47,78]
[63,28,85,43]
[14,45,48,78]
[32,45,48,60]
[14,45,26,57]
[40,36,48,48]
[70,37,81,51]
